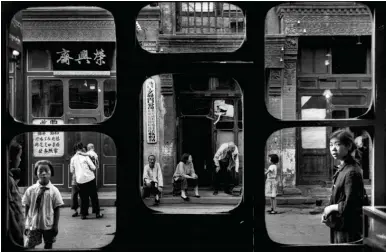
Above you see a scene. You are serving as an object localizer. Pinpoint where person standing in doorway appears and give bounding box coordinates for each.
[8,141,25,247]
[70,142,103,219]
[86,143,99,214]
[142,155,163,206]
[213,142,239,195]
[265,154,279,214]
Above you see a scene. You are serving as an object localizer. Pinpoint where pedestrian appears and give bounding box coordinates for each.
[70,144,81,218]
[86,143,100,214]
[22,160,64,249]
[142,155,163,206]
[213,142,240,195]
[322,129,366,244]
[173,153,200,201]
[70,142,103,219]
[265,154,279,214]
[8,141,25,247]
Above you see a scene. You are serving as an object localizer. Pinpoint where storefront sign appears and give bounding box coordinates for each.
[32,119,64,157]
[47,42,115,71]
[145,78,157,143]
[9,11,22,51]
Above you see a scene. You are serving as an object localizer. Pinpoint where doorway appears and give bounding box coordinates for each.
[180,117,213,186]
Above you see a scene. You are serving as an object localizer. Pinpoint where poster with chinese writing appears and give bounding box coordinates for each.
[32,119,64,157]
[145,78,157,143]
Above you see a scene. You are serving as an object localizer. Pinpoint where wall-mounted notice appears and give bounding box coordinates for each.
[32,119,64,157]
[145,78,157,143]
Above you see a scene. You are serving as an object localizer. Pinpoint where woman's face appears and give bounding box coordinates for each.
[37,164,51,185]
[329,137,350,161]
[187,155,193,164]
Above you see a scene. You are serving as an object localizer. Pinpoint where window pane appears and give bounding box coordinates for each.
[332,37,368,74]
[28,49,51,71]
[104,79,116,117]
[103,135,116,157]
[331,95,367,106]
[69,79,98,109]
[31,80,63,117]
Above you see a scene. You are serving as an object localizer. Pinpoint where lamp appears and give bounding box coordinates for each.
[356,36,362,45]
[10,50,21,70]
[12,50,20,57]
[323,89,333,99]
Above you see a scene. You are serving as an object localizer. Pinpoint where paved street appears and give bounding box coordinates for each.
[30,207,116,249]
[265,206,330,245]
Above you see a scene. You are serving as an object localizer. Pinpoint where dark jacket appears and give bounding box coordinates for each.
[327,158,365,232]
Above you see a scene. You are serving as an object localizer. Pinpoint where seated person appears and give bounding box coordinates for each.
[173,153,200,201]
[143,155,163,206]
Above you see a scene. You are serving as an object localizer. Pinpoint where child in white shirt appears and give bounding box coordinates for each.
[265,154,279,214]
[22,160,64,249]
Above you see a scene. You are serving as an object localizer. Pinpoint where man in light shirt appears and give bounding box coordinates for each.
[213,142,239,195]
[142,155,163,206]
[87,143,99,169]
[70,142,103,219]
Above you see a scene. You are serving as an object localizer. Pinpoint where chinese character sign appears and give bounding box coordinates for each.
[32,119,64,157]
[50,42,115,71]
[145,78,157,143]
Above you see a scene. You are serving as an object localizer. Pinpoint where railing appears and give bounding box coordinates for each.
[176,2,245,34]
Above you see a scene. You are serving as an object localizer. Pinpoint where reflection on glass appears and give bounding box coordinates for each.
[103,135,116,157]
[141,74,243,213]
[69,79,98,109]
[136,2,246,53]
[31,80,63,117]
[104,79,116,117]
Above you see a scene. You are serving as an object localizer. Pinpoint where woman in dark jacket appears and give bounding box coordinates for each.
[322,129,365,244]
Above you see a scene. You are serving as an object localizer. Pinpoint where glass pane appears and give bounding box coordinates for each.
[69,79,98,109]
[104,79,116,117]
[136,2,246,53]
[301,127,326,149]
[266,126,373,245]
[68,117,97,124]
[331,95,367,106]
[28,49,51,71]
[141,74,243,214]
[31,80,63,117]
[103,135,116,157]
[332,110,347,119]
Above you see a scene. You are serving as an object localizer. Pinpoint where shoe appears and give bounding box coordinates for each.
[181,196,190,201]
[72,212,79,217]
[81,215,87,220]
[266,208,273,213]
[224,190,233,195]
[96,213,104,219]
[194,195,201,198]
[269,210,278,215]
[213,191,218,195]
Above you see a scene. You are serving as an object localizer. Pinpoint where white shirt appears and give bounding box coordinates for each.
[143,163,163,187]
[70,151,96,184]
[22,181,64,230]
[213,143,240,173]
[267,164,277,179]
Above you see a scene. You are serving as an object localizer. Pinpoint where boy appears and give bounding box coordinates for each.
[143,155,163,206]
[22,160,64,249]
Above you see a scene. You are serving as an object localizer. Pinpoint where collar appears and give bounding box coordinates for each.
[35,181,52,189]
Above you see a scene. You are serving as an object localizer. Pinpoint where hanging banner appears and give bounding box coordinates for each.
[32,119,64,157]
[45,42,115,71]
[145,78,157,143]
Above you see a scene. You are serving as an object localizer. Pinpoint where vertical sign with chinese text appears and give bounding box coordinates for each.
[32,119,64,157]
[145,78,157,143]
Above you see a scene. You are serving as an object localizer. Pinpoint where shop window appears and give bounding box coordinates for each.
[28,49,52,71]
[103,135,117,157]
[180,98,211,115]
[299,46,329,74]
[104,79,117,117]
[331,37,368,74]
[331,95,367,106]
[31,79,63,118]
[69,79,98,109]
